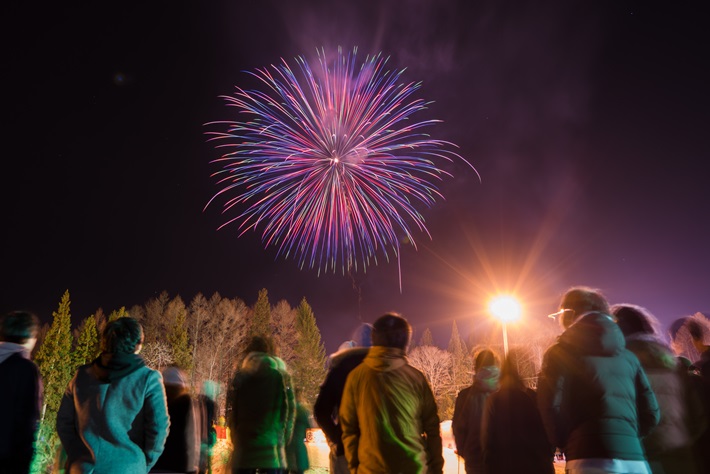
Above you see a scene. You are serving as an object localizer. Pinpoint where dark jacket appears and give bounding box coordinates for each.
[537,312,660,461]
[0,343,42,473]
[452,366,499,473]
[152,386,199,473]
[625,335,704,474]
[313,346,369,455]
[481,386,554,474]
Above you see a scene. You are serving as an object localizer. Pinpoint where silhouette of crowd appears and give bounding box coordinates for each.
[2,285,709,474]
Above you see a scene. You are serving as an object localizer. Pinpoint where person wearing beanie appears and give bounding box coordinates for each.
[152,366,200,473]
[314,322,373,474]
[452,348,500,474]
[0,311,42,474]
[537,287,660,474]
[57,317,170,473]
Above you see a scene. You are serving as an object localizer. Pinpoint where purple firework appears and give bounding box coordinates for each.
[206,47,476,275]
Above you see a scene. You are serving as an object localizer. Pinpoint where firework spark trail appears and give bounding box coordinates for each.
[206,47,477,276]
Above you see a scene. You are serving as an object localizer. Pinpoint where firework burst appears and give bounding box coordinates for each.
[206,47,476,275]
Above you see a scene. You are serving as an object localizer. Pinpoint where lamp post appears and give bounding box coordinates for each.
[488,295,522,355]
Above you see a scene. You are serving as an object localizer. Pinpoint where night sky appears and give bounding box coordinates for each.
[5,0,709,353]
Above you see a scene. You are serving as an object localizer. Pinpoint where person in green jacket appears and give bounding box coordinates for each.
[57,317,170,473]
[538,287,660,474]
[339,312,444,474]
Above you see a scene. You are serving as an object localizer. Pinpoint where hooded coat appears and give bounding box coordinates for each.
[228,352,295,471]
[451,365,499,474]
[537,312,660,462]
[56,353,170,474]
[0,342,42,473]
[625,335,705,474]
[339,346,444,474]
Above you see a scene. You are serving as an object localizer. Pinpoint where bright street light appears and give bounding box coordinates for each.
[488,295,522,355]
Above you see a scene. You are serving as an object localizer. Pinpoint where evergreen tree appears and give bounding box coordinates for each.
[34,290,74,415]
[168,303,193,370]
[419,328,434,347]
[72,314,99,369]
[33,290,75,472]
[250,288,272,338]
[291,298,326,407]
[107,306,128,322]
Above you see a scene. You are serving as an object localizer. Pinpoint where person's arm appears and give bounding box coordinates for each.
[421,376,444,474]
[537,347,566,449]
[143,370,170,470]
[56,372,88,466]
[451,388,469,454]
[634,361,660,437]
[338,373,360,472]
[313,366,345,450]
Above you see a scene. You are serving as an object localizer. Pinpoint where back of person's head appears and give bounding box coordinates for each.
[352,323,373,347]
[162,366,188,387]
[101,317,143,354]
[558,286,610,328]
[372,313,411,350]
[244,335,275,355]
[612,304,660,339]
[500,351,524,389]
[0,311,40,344]
[687,319,708,343]
[473,348,500,372]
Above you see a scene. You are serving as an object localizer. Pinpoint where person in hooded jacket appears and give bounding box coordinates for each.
[481,350,554,474]
[57,317,169,474]
[612,304,705,474]
[313,323,372,474]
[339,313,443,474]
[452,348,500,474]
[538,287,660,474]
[228,335,295,474]
[0,311,42,474]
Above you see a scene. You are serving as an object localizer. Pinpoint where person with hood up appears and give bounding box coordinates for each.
[313,323,372,474]
[151,366,200,474]
[613,304,705,474]
[0,311,42,474]
[538,287,660,474]
[339,313,444,474]
[57,317,169,473]
[228,335,295,474]
[452,348,500,474]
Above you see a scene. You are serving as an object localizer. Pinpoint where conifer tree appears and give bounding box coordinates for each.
[168,305,193,370]
[291,298,326,406]
[72,314,99,369]
[250,288,272,338]
[107,306,128,322]
[35,290,74,415]
[419,328,434,347]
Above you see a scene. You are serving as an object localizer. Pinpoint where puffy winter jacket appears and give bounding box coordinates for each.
[537,312,660,461]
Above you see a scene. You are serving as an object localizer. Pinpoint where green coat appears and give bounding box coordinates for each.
[538,312,660,461]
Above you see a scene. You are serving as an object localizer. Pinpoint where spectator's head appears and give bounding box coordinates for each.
[473,348,500,372]
[612,304,661,339]
[372,313,411,350]
[162,366,188,387]
[687,319,709,353]
[244,335,275,355]
[500,350,524,389]
[558,286,610,329]
[0,311,40,350]
[352,323,374,347]
[101,317,144,354]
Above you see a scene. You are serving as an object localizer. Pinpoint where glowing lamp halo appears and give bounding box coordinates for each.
[488,295,522,324]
